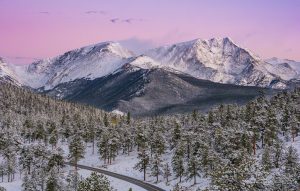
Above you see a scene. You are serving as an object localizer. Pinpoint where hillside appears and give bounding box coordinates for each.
[1,81,300,191]
[44,64,278,116]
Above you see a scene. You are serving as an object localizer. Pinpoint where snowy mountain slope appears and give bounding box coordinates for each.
[0,57,22,85]
[265,57,300,80]
[2,38,300,91]
[145,37,289,89]
[126,55,161,69]
[266,57,300,71]
[4,38,298,91]
[13,42,134,89]
[264,62,298,80]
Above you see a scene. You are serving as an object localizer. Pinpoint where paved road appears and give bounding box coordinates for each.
[66,162,166,191]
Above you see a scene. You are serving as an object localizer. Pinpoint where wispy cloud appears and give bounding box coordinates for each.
[85,10,106,15]
[39,11,50,14]
[110,18,119,23]
[110,18,145,24]
[119,37,157,54]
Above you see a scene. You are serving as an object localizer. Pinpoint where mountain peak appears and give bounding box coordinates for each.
[61,41,134,60]
[128,55,161,69]
[22,41,135,89]
[145,37,289,88]
[191,37,235,45]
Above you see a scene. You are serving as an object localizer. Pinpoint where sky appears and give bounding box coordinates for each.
[0,0,299,64]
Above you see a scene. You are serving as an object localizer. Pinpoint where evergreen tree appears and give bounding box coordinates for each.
[192,110,198,122]
[270,173,299,191]
[273,140,283,168]
[126,112,131,125]
[134,143,150,181]
[35,120,46,142]
[171,123,181,149]
[49,129,58,150]
[21,144,49,191]
[66,171,80,191]
[210,153,266,190]
[284,146,299,175]
[103,113,109,127]
[281,106,290,136]
[150,130,165,156]
[186,155,201,185]
[78,172,113,191]
[68,133,85,191]
[264,108,278,146]
[172,140,185,183]
[19,146,34,175]
[68,134,85,171]
[151,153,162,183]
[97,129,109,164]
[207,111,214,125]
[46,175,64,191]
[135,125,147,152]
[22,173,36,191]
[163,163,172,183]
[261,146,272,172]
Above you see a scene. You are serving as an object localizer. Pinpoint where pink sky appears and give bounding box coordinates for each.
[0,0,299,64]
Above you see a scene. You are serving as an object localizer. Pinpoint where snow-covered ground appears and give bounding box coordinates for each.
[2,136,300,191]
[0,167,146,191]
[63,141,210,191]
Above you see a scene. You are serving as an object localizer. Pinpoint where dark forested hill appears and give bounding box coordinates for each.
[44,66,279,116]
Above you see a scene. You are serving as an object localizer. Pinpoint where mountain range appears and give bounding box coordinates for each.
[1,38,299,115]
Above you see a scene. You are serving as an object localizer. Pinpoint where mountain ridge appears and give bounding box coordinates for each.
[14,41,134,89]
[44,64,278,116]
[2,37,299,90]
[145,37,296,89]
[2,38,298,115]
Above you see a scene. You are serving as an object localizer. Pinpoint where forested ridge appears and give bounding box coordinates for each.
[0,83,300,191]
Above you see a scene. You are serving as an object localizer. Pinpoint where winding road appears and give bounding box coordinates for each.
[66,162,166,191]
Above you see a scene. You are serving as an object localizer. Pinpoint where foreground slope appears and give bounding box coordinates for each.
[1,80,299,191]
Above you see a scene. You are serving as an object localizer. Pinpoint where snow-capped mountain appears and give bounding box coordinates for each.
[0,57,21,85]
[14,42,134,89]
[265,57,300,80]
[3,38,298,91]
[145,37,290,89]
[1,38,299,115]
[266,57,300,71]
